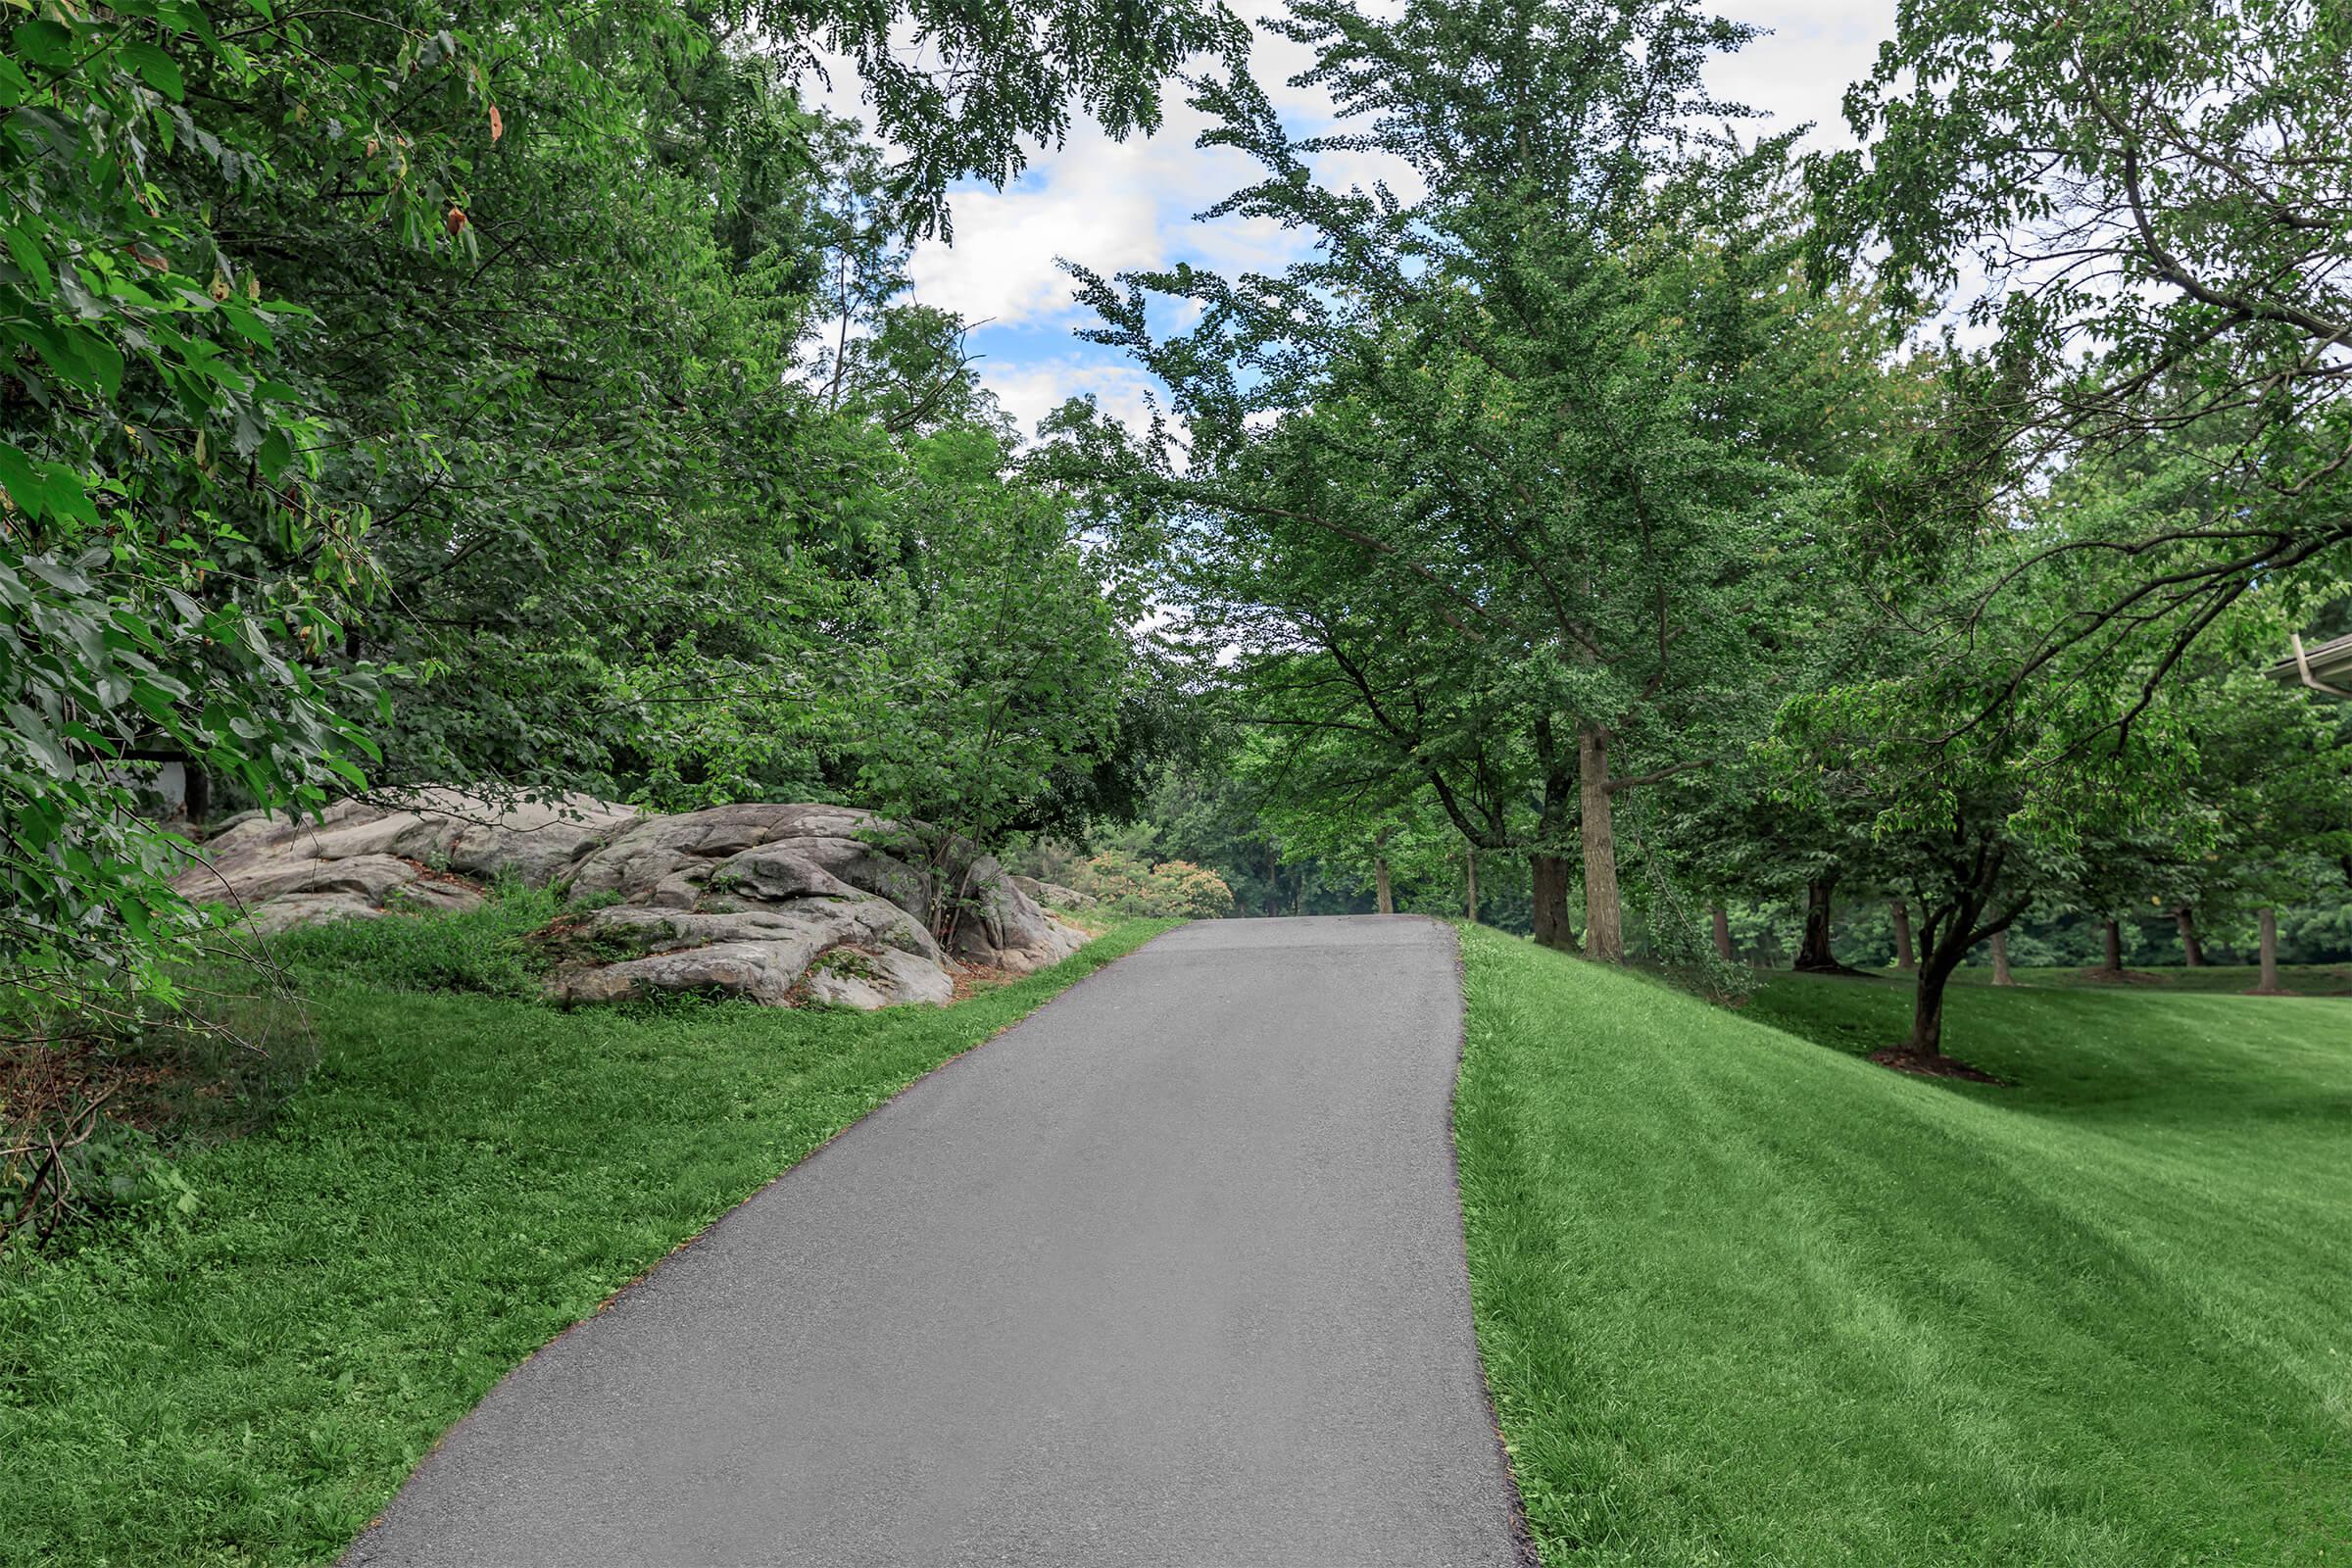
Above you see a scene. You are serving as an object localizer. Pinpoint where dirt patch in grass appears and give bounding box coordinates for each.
[1868,1046,2010,1085]
[949,963,1014,1004]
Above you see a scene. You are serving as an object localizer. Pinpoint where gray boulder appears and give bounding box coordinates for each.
[175,790,638,933]
[178,791,1085,1010]
[1010,874,1095,910]
[805,947,957,1009]
[546,900,941,1007]
[564,804,1082,976]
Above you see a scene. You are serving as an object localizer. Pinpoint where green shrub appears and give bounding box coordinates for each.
[1075,852,1235,919]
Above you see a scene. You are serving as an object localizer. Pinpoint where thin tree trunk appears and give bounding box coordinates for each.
[1906,946,1965,1056]
[1530,854,1576,952]
[2254,907,2283,994]
[2093,917,2123,977]
[1890,899,1915,971]
[1909,908,2006,1057]
[1577,725,1624,963]
[1990,928,2016,986]
[1900,839,2013,1062]
[1710,902,1734,962]
[184,763,211,826]
[1464,852,1478,923]
[1794,877,1840,971]
[2175,906,2206,966]
[1374,856,1394,915]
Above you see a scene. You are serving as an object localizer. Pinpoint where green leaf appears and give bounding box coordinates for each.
[4,222,53,294]
[257,427,295,480]
[6,702,72,775]
[11,20,73,70]
[39,465,99,527]
[121,39,184,101]
[0,442,44,521]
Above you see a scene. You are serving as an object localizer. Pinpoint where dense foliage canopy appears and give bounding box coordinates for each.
[8,0,2352,1079]
[3,0,1227,1047]
[1058,0,2352,1054]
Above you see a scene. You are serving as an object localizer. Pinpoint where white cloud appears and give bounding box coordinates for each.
[906,128,1169,326]
[1708,0,1897,152]
[982,357,1166,438]
[897,7,1390,332]
[864,2,1905,431]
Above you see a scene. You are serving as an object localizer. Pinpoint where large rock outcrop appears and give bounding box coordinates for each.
[173,793,1085,1009]
[1010,874,1095,910]
[547,803,1081,1005]
[178,790,641,934]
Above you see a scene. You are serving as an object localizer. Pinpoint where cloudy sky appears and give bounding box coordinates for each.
[869,1,1901,435]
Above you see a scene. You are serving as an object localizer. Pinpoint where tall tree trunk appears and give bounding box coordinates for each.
[1794,877,1840,971]
[1989,928,2016,986]
[1464,852,1479,923]
[1374,855,1395,915]
[2254,906,2283,994]
[1577,726,1624,963]
[1710,903,1734,962]
[2175,906,2206,966]
[1530,854,1577,952]
[2093,917,2123,977]
[1889,899,1915,971]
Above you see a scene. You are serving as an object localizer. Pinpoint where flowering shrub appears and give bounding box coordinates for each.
[1077,853,1235,920]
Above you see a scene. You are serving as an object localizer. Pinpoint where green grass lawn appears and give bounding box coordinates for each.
[1956,962,2352,997]
[0,907,1172,1567]
[1454,925,2352,1567]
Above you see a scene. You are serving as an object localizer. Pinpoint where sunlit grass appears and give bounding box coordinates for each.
[1456,925,2352,1566]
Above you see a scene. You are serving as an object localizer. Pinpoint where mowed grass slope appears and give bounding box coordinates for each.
[1454,925,2352,1567]
[0,910,1173,1568]
[1960,963,2352,997]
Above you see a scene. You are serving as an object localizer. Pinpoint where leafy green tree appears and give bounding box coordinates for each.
[1811,0,2352,711]
[844,426,1140,935]
[1,0,463,1019]
[1073,0,1877,959]
[1772,527,2225,1061]
[3,0,1236,1026]
[1230,717,1461,915]
[1113,764,1345,919]
[2144,673,2352,988]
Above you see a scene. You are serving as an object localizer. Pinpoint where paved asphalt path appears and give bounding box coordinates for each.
[346,916,1524,1567]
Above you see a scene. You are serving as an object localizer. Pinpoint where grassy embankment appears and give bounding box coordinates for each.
[0,895,1172,1566]
[1455,924,2352,1567]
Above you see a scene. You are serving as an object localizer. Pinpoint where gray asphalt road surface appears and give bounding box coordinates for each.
[346,915,1523,1567]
